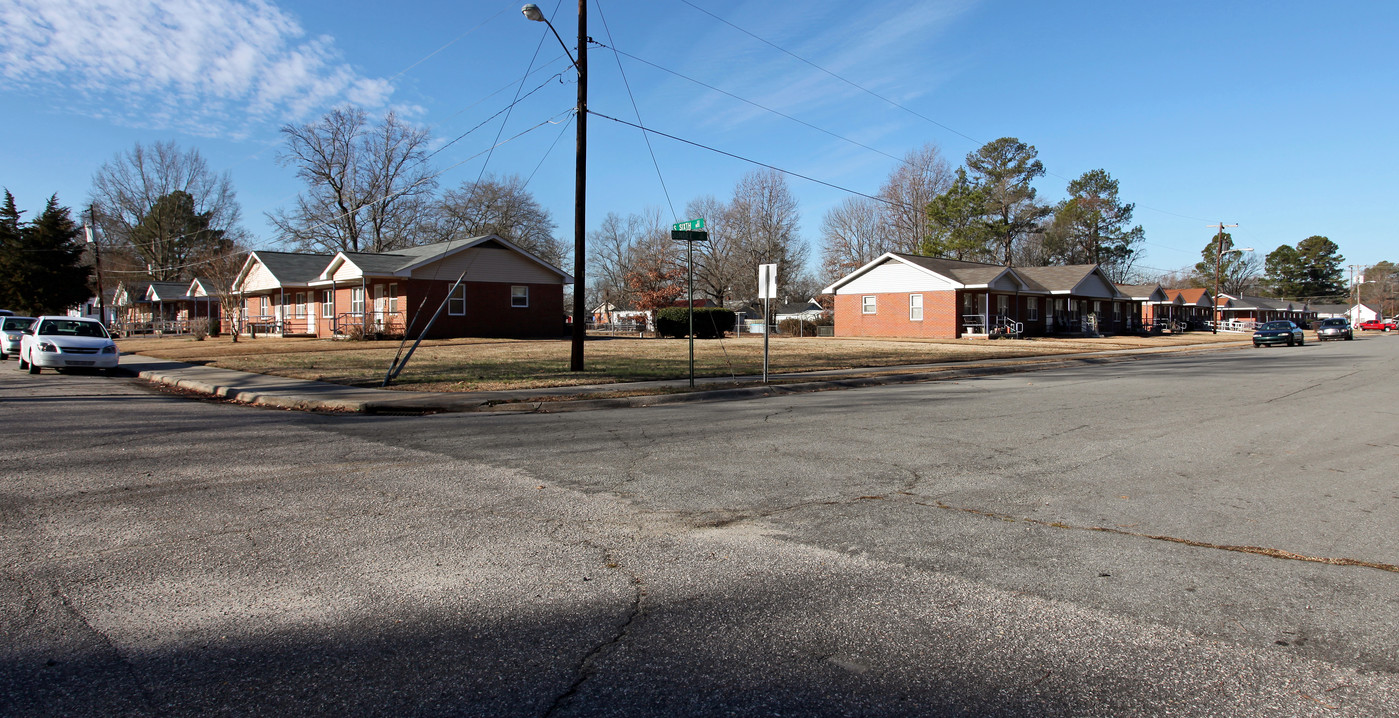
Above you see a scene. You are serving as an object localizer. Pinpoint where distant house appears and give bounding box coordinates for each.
[823,252,1136,339]
[1216,293,1314,327]
[774,299,827,323]
[1349,303,1381,325]
[1152,288,1215,330]
[1114,283,1168,332]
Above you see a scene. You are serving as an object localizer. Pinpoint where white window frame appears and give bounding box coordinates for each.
[1028,297,1039,321]
[1093,300,1102,315]
[295,292,306,317]
[1113,302,1122,321]
[862,295,876,314]
[388,283,399,313]
[511,285,529,308]
[909,294,923,321]
[351,287,364,314]
[996,295,1009,316]
[322,290,333,318]
[448,284,466,316]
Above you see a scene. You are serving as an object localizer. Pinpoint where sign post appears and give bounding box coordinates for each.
[758,263,777,383]
[672,219,708,388]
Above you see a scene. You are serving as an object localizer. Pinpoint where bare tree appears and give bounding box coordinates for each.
[728,169,806,302]
[193,240,250,342]
[685,194,744,307]
[272,107,436,253]
[879,143,953,255]
[89,141,245,281]
[819,196,884,283]
[429,174,564,268]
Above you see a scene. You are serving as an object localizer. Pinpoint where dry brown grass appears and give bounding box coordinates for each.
[117,332,1249,392]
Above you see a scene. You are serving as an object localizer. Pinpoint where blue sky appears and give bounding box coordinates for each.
[2,0,1395,279]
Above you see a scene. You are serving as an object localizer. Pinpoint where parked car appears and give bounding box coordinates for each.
[0,315,37,360]
[16,316,120,374]
[1253,320,1305,348]
[1357,318,1396,332]
[1315,317,1354,341]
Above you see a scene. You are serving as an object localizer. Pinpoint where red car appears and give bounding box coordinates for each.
[1358,319,1396,332]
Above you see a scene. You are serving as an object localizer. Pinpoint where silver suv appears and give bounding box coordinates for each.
[1316,317,1353,341]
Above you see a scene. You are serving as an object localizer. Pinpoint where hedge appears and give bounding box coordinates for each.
[655,307,736,338]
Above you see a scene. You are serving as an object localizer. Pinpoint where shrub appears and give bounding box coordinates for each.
[777,318,820,336]
[655,307,736,338]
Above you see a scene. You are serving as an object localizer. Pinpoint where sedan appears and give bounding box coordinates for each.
[1,315,36,360]
[1315,317,1353,341]
[1253,320,1305,347]
[17,316,120,374]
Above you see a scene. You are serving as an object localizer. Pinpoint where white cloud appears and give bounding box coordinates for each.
[0,0,394,136]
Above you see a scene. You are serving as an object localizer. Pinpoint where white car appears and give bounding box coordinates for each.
[17,316,120,374]
[1,315,36,360]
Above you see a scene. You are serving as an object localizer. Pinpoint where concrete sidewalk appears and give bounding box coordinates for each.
[120,339,1251,415]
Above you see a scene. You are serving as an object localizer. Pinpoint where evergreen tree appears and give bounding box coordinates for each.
[0,191,24,309]
[1193,231,1260,297]
[1045,169,1144,281]
[924,168,991,261]
[127,190,225,280]
[964,137,1051,266]
[1264,236,1345,300]
[2,196,92,315]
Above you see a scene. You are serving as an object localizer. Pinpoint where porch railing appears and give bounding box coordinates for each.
[333,311,407,337]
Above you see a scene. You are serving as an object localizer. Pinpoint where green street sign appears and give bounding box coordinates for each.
[672,218,705,231]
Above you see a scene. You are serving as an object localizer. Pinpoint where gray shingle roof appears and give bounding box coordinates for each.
[890,253,1009,286]
[254,251,336,284]
[1014,265,1099,293]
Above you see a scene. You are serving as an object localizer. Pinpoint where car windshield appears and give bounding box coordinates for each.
[1,318,34,331]
[1320,319,1346,326]
[36,319,109,338]
[1260,321,1293,330]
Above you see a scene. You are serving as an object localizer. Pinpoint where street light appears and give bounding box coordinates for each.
[523,2,587,371]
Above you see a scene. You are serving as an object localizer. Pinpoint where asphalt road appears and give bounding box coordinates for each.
[1,335,1397,717]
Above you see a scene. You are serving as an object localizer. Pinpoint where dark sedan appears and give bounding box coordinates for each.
[1253,320,1305,347]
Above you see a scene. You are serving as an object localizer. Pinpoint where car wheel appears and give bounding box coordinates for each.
[17,352,28,370]
[1345,334,1353,340]
[1287,336,1294,346]
[27,359,40,374]
[1253,341,1261,348]
[1297,335,1304,346]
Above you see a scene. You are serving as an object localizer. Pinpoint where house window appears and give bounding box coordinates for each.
[295,292,306,317]
[448,284,466,316]
[322,290,333,318]
[996,295,1009,316]
[511,285,529,308]
[909,294,923,321]
[862,295,876,314]
[1113,302,1122,321]
[1055,298,1065,313]
[963,293,975,313]
[259,295,269,317]
[1093,301,1102,315]
[388,284,398,313]
[351,287,364,314]
[1028,297,1039,321]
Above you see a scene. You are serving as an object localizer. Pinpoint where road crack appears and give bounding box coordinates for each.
[542,548,644,718]
[916,499,1399,574]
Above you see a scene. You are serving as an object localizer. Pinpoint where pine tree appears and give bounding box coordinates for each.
[6,196,92,316]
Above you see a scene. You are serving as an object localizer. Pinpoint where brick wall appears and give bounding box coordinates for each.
[834,290,959,338]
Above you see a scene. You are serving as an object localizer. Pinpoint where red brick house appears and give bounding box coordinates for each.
[230,235,572,339]
[823,253,1137,339]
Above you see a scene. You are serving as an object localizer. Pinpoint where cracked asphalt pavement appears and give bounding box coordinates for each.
[1,335,1397,716]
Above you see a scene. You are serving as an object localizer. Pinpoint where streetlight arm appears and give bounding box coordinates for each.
[522,4,578,69]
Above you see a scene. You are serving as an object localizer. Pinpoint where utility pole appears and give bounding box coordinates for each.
[1210,222,1238,334]
[88,205,107,327]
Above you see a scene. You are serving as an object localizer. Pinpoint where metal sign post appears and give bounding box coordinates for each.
[758,263,777,383]
[672,219,708,388]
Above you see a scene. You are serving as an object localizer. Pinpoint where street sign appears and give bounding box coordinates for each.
[671,230,708,242]
[672,218,705,231]
[758,263,777,300]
